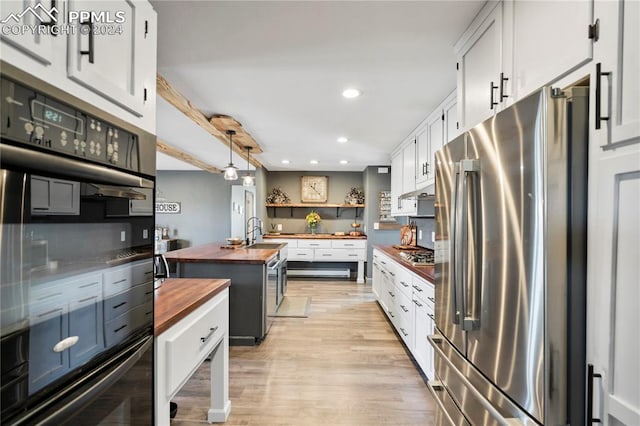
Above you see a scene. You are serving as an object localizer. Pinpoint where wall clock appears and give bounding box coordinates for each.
[301,176,328,202]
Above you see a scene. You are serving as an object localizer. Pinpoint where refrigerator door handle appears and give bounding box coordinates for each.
[428,335,524,426]
[426,380,459,426]
[460,159,480,331]
[450,163,462,325]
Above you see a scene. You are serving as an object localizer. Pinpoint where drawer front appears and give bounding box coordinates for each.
[69,273,103,300]
[131,260,154,286]
[298,240,331,249]
[103,260,153,298]
[394,288,413,345]
[164,291,228,397]
[413,276,435,302]
[395,268,414,298]
[104,282,153,321]
[331,240,366,249]
[265,239,297,248]
[289,248,314,261]
[104,304,151,348]
[314,249,366,261]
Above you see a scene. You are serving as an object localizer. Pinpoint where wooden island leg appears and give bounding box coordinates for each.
[357,260,365,283]
[207,325,231,422]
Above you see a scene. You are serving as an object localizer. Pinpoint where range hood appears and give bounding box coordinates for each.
[399,183,435,199]
[81,183,146,200]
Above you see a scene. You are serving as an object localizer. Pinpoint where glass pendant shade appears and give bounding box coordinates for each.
[242,146,255,186]
[224,129,238,181]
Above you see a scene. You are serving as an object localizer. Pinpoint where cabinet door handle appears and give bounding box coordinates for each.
[427,313,435,320]
[389,311,395,318]
[490,81,499,110]
[595,63,611,130]
[587,364,603,424]
[37,307,63,318]
[388,291,395,298]
[389,271,396,277]
[499,72,509,101]
[79,19,95,64]
[400,328,409,337]
[400,281,409,287]
[114,324,128,333]
[413,299,423,307]
[413,285,423,292]
[400,305,409,313]
[201,326,219,344]
[427,296,435,303]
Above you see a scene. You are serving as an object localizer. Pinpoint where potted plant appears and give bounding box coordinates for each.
[306,210,321,234]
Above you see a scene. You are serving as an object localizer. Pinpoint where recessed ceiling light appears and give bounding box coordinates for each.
[337,137,348,143]
[281,159,290,164]
[340,160,348,165]
[342,88,362,99]
[310,160,319,165]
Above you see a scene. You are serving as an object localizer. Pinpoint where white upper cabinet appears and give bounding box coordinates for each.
[402,138,416,193]
[424,109,443,189]
[0,0,58,65]
[67,0,154,117]
[0,0,157,133]
[443,91,459,143]
[511,0,593,100]
[456,0,596,131]
[594,0,640,146]
[456,1,505,130]
[390,151,403,216]
[415,122,429,187]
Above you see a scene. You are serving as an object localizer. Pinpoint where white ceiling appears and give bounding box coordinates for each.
[151,1,483,172]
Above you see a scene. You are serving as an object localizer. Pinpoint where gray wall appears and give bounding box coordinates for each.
[363,166,406,278]
[155,171,236,247]
[265,171,364,234]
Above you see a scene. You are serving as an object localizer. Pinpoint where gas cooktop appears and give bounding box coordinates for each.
[398,250,434,266]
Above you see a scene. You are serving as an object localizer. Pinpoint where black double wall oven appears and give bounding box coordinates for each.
[0,64,156,424]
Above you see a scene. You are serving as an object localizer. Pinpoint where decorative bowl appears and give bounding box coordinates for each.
[225,237,244,245]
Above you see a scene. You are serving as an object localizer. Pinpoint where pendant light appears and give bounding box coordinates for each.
[242,146,255,187]
[223,129,238,181]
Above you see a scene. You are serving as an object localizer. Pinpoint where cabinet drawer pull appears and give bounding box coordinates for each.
[388,311,395,318]
[400,281,408,287]
[77,296,97,303]
[348,254,358,257]
[427,296,435,303]
[499,72,509,101]
[388,291,395,298]
[412,285,423,292]
[427,313,435,320]
[344,244,354,247]
[144,271,153,275]
[381,261,386,265]
[381,270,387,275]
[400,328,409,337]
[201,326,219,344]
[114,324,128,333]
[400,305,409,313]
[322,254,332,257]
[413,299,423,307]
[112,279,128,285]
[53,336,79,353]
[37,307,63,318]
[79,282,99,289]
[113,302,127,309]
[389,272,396,277]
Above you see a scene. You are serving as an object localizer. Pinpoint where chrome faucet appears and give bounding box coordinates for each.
[246,217,263,245]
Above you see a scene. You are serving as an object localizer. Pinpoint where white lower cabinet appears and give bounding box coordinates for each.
[373,249,435,380]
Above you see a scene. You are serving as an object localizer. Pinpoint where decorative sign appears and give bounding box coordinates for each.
[155,202,181,214]
[301,176,328,202]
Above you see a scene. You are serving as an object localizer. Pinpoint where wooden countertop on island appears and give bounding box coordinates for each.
[263,233,367,240]
[163,242,278,264]
[375,245,435,283]
[154,278,230,336]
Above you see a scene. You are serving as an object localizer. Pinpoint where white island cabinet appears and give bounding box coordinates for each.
[155,279,231,425]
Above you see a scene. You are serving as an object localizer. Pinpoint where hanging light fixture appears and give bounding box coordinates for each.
[223,129,238,180]
[242,146,255,186]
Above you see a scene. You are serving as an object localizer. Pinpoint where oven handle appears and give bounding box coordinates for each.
[268,258,284,270]
[26,335,152,425]
[0,143,153,188]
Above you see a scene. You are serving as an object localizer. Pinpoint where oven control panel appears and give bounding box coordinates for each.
[0,76,140,173]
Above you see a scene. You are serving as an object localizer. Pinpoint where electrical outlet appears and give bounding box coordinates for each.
[432,231,435,242]
[418,229,423,240]
[120,231,126,242]
[143,229,148,239]
[277,224,283,231]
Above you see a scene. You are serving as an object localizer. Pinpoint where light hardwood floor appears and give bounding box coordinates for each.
[171,279,436,425]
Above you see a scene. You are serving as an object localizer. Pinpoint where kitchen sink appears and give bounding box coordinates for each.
[246,243,286,250]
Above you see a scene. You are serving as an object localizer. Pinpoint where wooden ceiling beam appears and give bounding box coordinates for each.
[156,139,222,174]
[156,74,263,168]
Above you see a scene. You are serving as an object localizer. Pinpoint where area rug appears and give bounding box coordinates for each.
[273,296,311,317]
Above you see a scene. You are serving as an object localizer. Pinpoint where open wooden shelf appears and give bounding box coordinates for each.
[265,203,365,218]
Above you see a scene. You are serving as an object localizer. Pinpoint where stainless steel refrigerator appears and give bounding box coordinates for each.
[429,86,588,425]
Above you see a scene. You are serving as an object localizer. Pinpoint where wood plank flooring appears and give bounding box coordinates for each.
[171,279,436,425]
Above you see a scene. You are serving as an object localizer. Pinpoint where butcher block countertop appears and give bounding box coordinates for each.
[154,278,230,336]
[163,242,278,264]
[263,233,367,240]
[375,245,435,283]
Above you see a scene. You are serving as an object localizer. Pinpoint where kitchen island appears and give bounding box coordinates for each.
[154,278,231,425]
[164,243,281,345]
[263,233,367,283]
